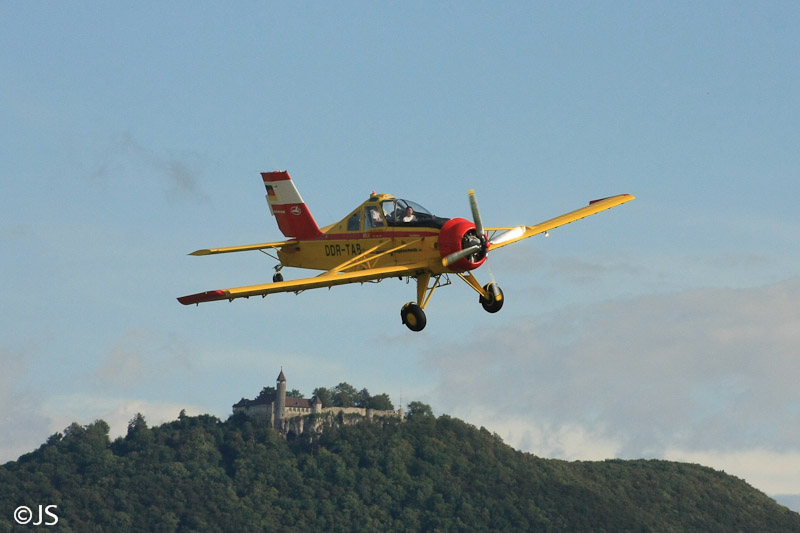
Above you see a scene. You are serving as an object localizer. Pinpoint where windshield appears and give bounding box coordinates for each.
[381,199,447,229]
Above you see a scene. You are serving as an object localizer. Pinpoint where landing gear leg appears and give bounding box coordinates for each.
[457,272,505,313]
[400,273,446,332]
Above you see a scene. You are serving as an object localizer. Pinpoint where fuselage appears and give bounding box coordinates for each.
[276,193,482,274]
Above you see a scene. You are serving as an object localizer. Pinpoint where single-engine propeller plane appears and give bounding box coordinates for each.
[178,171,634,331]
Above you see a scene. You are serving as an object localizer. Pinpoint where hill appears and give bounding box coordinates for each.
[2,410,798,532]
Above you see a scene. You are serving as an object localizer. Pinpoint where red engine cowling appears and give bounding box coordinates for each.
[438,217,487,272]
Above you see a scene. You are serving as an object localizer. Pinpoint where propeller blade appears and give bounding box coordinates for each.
[468,189,484,240]
[441,244,482,267]
[468,189,502,302]
[490,226,524,246]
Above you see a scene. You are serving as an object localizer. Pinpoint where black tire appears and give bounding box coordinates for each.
[273,272,284,283]
[401,303,427,331]
[479,283,504,313]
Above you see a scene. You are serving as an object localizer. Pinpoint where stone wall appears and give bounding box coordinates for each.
[233,402,273,424]
[321,406,405,420]
[281,407,405,436]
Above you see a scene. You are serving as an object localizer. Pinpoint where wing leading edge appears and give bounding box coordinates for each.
[178,263,430,305]
[486,193,634,251]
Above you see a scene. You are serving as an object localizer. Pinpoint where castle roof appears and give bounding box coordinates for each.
[233,394,313,410]
[277,369,286,382]
[286,397,312,409]
[233,395,273,408]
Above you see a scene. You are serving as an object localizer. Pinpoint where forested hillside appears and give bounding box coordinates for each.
[2,409,798,532]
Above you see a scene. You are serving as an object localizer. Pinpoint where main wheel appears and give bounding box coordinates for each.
[401,303,427,332]
[273,272,284,283]
[479,283,504,313]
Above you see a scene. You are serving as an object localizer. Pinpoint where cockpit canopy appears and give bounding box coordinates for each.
[380,199,448,229]
[343,196,449,232]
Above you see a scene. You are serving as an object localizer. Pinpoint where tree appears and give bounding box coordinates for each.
[357,388,371,408]
[406,401,434,419]
[127,413,148,435]
[312,387,333,407]
[333,382,359,407]
[257,386,276,399]
[287,389,304,398]
[368,393,394,411]
[3,412,800,531]
[124,413,154,450]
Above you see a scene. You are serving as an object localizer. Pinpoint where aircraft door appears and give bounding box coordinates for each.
[365,206,385,229]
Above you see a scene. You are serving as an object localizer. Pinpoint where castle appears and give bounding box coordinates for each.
[232,369,404,435]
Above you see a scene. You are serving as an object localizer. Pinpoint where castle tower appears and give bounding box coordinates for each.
[274,368,287,431]
[312,395,322,414]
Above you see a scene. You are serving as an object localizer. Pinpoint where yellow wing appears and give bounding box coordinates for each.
[178,262,430,305]
[486,194,634,251]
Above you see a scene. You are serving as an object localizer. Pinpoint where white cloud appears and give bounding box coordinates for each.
[93,328,194,391]
[0,342,53,463]
[40,393,205,441]
[0,387,205,464]
[425,278,800,496]
[457,409,622,461]
[662,449,800,497]
[0,330,205,463]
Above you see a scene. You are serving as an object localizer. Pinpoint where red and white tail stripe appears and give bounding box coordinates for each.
[261,171,322,239]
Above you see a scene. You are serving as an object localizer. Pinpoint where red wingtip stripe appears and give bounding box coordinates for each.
[177,290,228,305]
[589,196,611,205]
[590,193,634,205]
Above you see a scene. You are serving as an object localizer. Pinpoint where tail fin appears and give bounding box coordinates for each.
[261,171,323,239]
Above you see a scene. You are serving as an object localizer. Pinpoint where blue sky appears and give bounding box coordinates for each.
[2,2,799,509]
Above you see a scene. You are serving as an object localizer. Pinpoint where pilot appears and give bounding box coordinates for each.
[402,206,416,223]
[367,206,383,228]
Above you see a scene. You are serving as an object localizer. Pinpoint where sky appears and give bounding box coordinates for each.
[2,1,799,510]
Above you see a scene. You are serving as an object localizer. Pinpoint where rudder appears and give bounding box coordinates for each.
[261,171,323,239]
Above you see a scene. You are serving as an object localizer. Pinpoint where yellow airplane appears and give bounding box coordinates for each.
[178,171,634,331]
